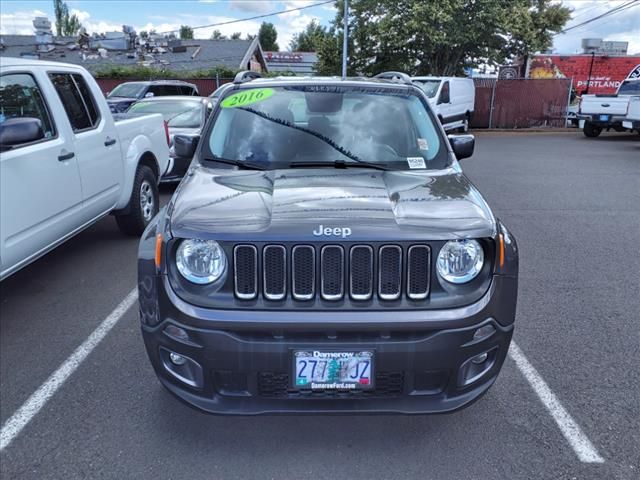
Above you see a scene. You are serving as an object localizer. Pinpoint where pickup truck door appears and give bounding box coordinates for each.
[48,71,122,221]
[0,70,83,279]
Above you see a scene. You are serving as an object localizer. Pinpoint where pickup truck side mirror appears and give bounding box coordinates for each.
[144,92,154,98]
[174,134,200,158]
[0,117,44,150]
[448,134,475,160]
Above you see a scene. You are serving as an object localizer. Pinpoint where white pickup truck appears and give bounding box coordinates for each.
[622,96,640,133]
[578,78,640,137]
[0,58,170,280]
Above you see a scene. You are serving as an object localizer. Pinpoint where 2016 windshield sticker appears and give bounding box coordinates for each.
[407,157,426,169]
[221,88,275,108]
[417,138,429,150]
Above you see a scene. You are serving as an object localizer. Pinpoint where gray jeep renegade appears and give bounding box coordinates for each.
[137,71,519,414]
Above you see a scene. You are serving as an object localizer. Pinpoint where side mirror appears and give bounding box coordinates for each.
[174,134,200,158]
[448,134,475,160]
[0,117,44,150]
[144,92,154,98]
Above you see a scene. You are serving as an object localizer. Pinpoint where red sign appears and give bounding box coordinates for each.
[527,55,640,94]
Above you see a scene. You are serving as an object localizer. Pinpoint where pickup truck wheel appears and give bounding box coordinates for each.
[116,165,159,236]
[583,122,602,138]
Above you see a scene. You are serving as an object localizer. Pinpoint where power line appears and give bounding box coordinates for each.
[157,0,335,34]
[560,0,639,34]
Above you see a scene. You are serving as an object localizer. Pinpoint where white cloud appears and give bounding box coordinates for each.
[228,0,275,14]
[0,10,48,35]
[554,0,640,54]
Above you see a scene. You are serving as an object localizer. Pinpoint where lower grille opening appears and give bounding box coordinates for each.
[258,372,405,398]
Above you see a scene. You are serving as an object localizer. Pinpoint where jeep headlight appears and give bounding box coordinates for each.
[176,239,226,284]
[436,239,484,284]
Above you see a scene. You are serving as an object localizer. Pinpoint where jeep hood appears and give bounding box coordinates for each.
[169,166,496,241]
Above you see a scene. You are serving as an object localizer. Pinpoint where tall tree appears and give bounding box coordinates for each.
[179,25,194,40]
[230,32,242,40]
[53,0,82,36]
[289,19,329,52]
[210,30,227,40]
[258,22,279,51]
[320,0,571,76]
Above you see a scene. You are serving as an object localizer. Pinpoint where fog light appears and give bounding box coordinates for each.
[471,352,489,364]
[169,352,187,366]
[473,324,496,341]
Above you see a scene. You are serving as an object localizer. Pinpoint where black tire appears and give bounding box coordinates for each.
[583,122,602,138]
[116,165,159,236]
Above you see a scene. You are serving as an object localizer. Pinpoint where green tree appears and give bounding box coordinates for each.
[321,0,571,76]
[289,19,329,52]
[210,29,226,40]
[179,25,194,40]
[53,0,82,36]
[258,22,279,51]
[230,32,242,40]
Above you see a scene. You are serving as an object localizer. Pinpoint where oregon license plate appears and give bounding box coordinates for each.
[293,350,374,390]
[599,114,610,121]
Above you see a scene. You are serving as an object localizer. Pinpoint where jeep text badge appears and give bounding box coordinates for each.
[313,225,352,238]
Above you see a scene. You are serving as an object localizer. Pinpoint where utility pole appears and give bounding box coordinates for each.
[342,0,349,79]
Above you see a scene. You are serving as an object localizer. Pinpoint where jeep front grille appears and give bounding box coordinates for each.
[233,244,431,303]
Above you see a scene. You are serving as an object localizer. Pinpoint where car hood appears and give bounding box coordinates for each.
[169,166,496,241]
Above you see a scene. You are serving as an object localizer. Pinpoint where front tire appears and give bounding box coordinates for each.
[116,165,159,236]
[583,122,602,138]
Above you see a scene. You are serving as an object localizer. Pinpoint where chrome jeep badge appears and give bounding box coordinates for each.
[313,225,352,238]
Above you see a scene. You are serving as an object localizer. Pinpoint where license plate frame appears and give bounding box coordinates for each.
[292,350,375,391]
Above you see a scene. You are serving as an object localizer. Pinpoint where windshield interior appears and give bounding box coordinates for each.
[413,80,442,98]
[108,83,146,98]
[206,85,448,170]
[128,100,204,128]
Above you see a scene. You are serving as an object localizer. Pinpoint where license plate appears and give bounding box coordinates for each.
[293,350,374,390]
[599,114,610,121]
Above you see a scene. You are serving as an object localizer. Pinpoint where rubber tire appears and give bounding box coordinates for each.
[583,122,602,138]
[116,165,159,236]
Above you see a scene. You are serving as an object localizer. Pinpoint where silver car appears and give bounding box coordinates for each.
[127,96,213,181]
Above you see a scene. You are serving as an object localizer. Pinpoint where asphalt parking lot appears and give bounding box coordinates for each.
[1,131,638,480]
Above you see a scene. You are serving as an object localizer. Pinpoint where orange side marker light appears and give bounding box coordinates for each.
[498,233,505,268]
[155,233,163,270]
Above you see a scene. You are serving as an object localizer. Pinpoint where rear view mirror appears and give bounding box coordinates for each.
[174,134,200,158]
[448,134,475,160]
[0,117,44,150]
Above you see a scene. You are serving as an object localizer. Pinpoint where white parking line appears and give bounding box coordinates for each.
[0,288,138,452]
[509,341,604,464]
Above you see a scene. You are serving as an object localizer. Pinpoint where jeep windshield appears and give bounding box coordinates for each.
[204,85,449,171]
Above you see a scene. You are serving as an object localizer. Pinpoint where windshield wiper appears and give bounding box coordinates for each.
[238,106,367,165]
[289,160,389,171]
[202,156,265,170]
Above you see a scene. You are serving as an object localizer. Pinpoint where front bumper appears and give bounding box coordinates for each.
[140,274,516,415]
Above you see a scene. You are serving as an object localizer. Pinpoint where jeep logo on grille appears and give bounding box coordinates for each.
[313,225,352,238]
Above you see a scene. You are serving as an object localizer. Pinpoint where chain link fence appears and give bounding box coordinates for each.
[472,78,573,129]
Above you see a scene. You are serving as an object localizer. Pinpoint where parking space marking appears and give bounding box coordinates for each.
[0,288,138,452]
[509,341,604,464]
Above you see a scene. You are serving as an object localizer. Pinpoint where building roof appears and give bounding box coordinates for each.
[264,51,318,75]
[0,34,267,73]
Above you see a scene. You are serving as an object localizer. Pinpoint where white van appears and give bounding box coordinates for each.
[412,77,475,132]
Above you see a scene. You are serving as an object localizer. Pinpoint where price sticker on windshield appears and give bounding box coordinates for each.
[221,88,275,108]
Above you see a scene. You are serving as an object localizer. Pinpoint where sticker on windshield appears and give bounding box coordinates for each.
[407,157,426,169]
[221,88,275,108]
[417,138,429,150]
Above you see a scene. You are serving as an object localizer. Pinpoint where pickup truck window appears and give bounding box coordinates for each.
[49,73,100,132]
[207,86,447,170]
[0,73,56,144]
[618,81,640,95]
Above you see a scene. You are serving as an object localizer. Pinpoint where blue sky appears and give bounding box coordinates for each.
[0,0,638,53]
